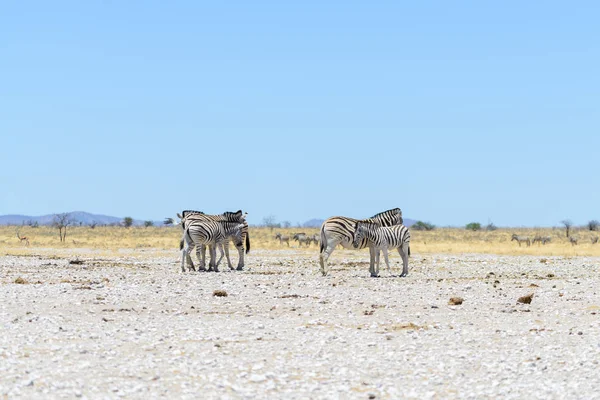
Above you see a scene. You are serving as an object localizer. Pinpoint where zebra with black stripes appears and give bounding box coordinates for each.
[319,208,403,276]
[177,210,250,271]
[352,222,411,277]
[180,219,249,273]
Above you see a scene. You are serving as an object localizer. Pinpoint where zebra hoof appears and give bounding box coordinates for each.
[236,267,244,271]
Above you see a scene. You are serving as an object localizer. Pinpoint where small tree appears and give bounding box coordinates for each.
[465,222,481,231]
[123,217,134,228]
[412,221,435,231]
[89,221,98,229]
[262,215,280,231]
[282,221,291,228]
[560,219,573,237]
[485,222,497,231]
[144,220,154,227]
[163,217,174,226]
[588,220,599,231]
[53,213,72,242]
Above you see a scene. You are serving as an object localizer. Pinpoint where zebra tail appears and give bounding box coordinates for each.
[408,245,411,257]
[245,232,251,254]
[319,224,326,253]
[179,239,184,251]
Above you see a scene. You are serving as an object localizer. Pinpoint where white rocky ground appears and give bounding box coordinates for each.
[1,248,600,399]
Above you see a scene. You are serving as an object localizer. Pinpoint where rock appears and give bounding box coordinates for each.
[448,297,464,305]
[517,294,534,304]
[213,290,228,297]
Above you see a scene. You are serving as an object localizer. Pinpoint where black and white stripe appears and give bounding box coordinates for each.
[352,222,411,277]
[177,210,250,271]
[318,208,403,276]
[180,219,247,272]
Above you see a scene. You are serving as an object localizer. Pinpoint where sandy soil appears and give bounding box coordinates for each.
[1,248,600,399]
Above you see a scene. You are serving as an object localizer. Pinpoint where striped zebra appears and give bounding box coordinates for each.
[177,210,250,271]
[180,219,248,272]
[293,233,311,247]
[352,223,411,277]
[319,208,403,276]
[275,233,290,246]
[532,235,552,245]
[592,236,599,244]
[511,234,531,247]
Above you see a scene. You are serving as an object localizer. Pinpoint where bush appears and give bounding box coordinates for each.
[412,221,435,231]
[123,217,133,228]
[588,220,599,231]
[485,222,497,231]
[465,222,481,231]
[144,220,154,227]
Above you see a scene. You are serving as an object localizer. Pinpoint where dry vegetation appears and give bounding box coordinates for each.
[2,225,599,257]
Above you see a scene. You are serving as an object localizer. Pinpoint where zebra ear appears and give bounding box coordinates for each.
[177,213,183,219]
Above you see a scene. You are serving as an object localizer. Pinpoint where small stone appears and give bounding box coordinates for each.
[213,290,228,297]
[448,297,463,305]
[517,294,534,304]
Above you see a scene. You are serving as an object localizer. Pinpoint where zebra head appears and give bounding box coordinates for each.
[370,208,403,226]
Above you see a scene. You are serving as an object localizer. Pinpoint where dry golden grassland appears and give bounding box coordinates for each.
[2,225,600,257]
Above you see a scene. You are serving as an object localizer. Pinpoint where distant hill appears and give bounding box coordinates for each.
[0,212,162,227]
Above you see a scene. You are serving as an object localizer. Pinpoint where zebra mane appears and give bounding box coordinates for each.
[357,221,381,231]
[181,210,205,218]
[370,208,402,219]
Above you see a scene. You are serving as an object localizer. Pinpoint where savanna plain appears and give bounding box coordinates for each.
[1,226,600,399]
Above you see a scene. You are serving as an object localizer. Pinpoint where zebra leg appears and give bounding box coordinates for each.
[215,243,226,270]
[319,238,338,276]
[398,244,409,277]
[372,247,381,277]
[235,241,245,271]
[223,241,235,270]
[196,244,207,271]
[209,244,219,272]
[181,242,195,272]
[368,246,376,276]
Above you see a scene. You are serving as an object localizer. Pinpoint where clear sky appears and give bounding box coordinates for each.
[1,1,599,227]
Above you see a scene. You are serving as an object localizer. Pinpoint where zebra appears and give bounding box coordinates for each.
[592,236,599,245]
[310,234,320,246]
[180,220,248,272]
[275,233,290,246]
[177,210,250,271]
[293,233,311,247]
[531,235,552,245]
[352,222,411,277]
[319,208,403,276]
[511,234,531,247]
[569,236,578,246]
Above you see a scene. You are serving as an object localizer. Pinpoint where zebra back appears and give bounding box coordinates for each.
[355,223,411,249]
[320,208,403,251]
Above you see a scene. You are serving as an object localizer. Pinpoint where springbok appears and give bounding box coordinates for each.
[16,231,30,246]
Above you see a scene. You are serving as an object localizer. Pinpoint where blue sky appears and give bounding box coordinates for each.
[1,1,599,227]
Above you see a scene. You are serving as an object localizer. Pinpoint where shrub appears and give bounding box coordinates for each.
[485,222,497,231]
[412,221,435,231]
[588,220,599,231]
[144,220,154,227]
[123,217,133,228]
[465,222,481,231]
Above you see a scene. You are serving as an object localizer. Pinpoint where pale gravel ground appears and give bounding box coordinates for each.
[1,248,600,399]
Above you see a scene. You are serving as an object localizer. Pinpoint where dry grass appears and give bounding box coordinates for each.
[1,226,599,257]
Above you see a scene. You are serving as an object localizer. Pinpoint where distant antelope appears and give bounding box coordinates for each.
[16,231,30,246]
[275,233,290,246]
[592,236,599,245]
[569,236,578,246]
[511,234,531,247]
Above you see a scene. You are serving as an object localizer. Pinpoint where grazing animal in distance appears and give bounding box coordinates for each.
[569,236,578,246]
[511,234,531,247]
[592,236,599,244]
[319,208,404,276]
[293,233,311,247]
[532,235,552,245]
[16,231,30,246]
[275,233,290,246]
[352,223,411,277]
